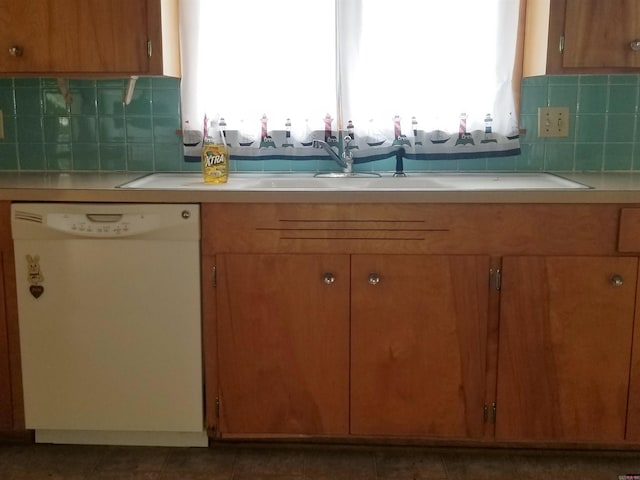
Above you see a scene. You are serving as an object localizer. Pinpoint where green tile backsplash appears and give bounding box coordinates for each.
[519,74,640,173]
[1,74,640,172]
[0,77,193,172]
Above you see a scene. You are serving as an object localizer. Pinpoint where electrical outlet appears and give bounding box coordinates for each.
[538,107,569,137]
[0,110,4,140]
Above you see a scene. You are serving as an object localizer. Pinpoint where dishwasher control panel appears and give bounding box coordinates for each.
[47,212,161,237]
[12,204,199,242]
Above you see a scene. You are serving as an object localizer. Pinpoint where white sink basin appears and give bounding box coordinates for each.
[119,172,591,191]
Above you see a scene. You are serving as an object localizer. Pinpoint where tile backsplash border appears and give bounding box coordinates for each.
[1,74,639,173]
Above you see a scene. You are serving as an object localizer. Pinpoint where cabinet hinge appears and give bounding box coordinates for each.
[215,396,220,418]
[483,402,497,424]
[147,40,153,58]
[212,266,217,287]
[490,268,502,291]
[559,35,565,54]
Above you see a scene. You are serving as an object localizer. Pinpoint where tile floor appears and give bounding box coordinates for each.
[1,441,640,479]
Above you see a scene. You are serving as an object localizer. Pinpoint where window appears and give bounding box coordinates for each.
[180,0,521,163]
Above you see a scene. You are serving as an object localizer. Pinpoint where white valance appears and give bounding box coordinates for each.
[180,0,521,164]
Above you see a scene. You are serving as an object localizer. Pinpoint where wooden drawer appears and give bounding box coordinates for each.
[202,203,622,256]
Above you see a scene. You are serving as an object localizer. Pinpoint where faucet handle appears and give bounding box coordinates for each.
[343,136,354,162]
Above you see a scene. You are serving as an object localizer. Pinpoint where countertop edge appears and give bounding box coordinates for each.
[2,172,640,204]
[2,188,640,204]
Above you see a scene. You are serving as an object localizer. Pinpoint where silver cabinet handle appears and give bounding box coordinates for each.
[9,46,23,57]
[631,40,640,51]
[322,273,335,285]
[368,273,380,285]
[611,275,624,287]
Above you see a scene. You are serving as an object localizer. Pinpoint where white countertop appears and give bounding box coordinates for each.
[2,171,640,203]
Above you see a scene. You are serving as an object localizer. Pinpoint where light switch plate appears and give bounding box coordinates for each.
[538,106,569,137]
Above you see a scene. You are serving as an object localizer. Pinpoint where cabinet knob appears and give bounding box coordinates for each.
[611,274,624,287]
[322,272,335,285]
[8,46,23,57]
[368,273,380,285]
[631,40,640,51]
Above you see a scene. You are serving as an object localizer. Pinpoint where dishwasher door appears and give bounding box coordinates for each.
[11,203,206,446]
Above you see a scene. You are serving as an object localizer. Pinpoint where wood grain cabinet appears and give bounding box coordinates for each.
[213,253,350,436]
[0,201,21,432]
[202,202,640,445]
[0,0,179,76]
[560,0,640,70]
[525,0,640,75]
[201,204,499,439]
[495,256,638,443]
[350,255,490,439]
[210,251,490,439]
[0,203,13,430]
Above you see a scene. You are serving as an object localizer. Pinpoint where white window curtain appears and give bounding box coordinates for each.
[180,0,521,163]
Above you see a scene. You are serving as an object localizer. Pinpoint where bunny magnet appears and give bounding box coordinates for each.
[26,254,44,299]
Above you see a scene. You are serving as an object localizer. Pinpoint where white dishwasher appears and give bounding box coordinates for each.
[11,203,207,447]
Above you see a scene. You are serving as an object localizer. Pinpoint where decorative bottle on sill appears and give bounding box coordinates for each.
[201,115,229,184]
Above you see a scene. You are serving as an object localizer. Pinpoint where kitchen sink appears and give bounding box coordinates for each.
[119,172,591,191]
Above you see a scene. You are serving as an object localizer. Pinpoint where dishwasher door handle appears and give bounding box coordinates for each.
[86,214,124,223]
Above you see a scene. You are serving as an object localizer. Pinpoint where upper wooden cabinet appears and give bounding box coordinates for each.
[524,0,640,76]
[0,0,179,76]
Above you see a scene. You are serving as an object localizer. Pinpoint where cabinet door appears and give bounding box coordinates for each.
[0,0,150,74]
[0,250,12,430]
[622,265,640,442]
[562,0,640,69]
[351,255,490,438]
[496,256,636,442]
[0,201,14,430]
[215,254,350,436]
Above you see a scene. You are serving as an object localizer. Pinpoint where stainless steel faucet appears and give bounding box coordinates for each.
[312,136,354,174]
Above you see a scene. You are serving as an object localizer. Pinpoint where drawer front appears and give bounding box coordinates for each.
[202,203,622,256]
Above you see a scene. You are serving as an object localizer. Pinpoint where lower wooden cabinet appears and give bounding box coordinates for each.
[203,203,640,446]
[0,249,13,430]
[0,201,21,431]
[213,253,491,438]
[215,254,350,435]
[625,297,640,442]
[350,255,489,438]
[495,256,638,443]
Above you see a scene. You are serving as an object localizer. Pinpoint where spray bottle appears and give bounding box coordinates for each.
[201,115,229,184]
